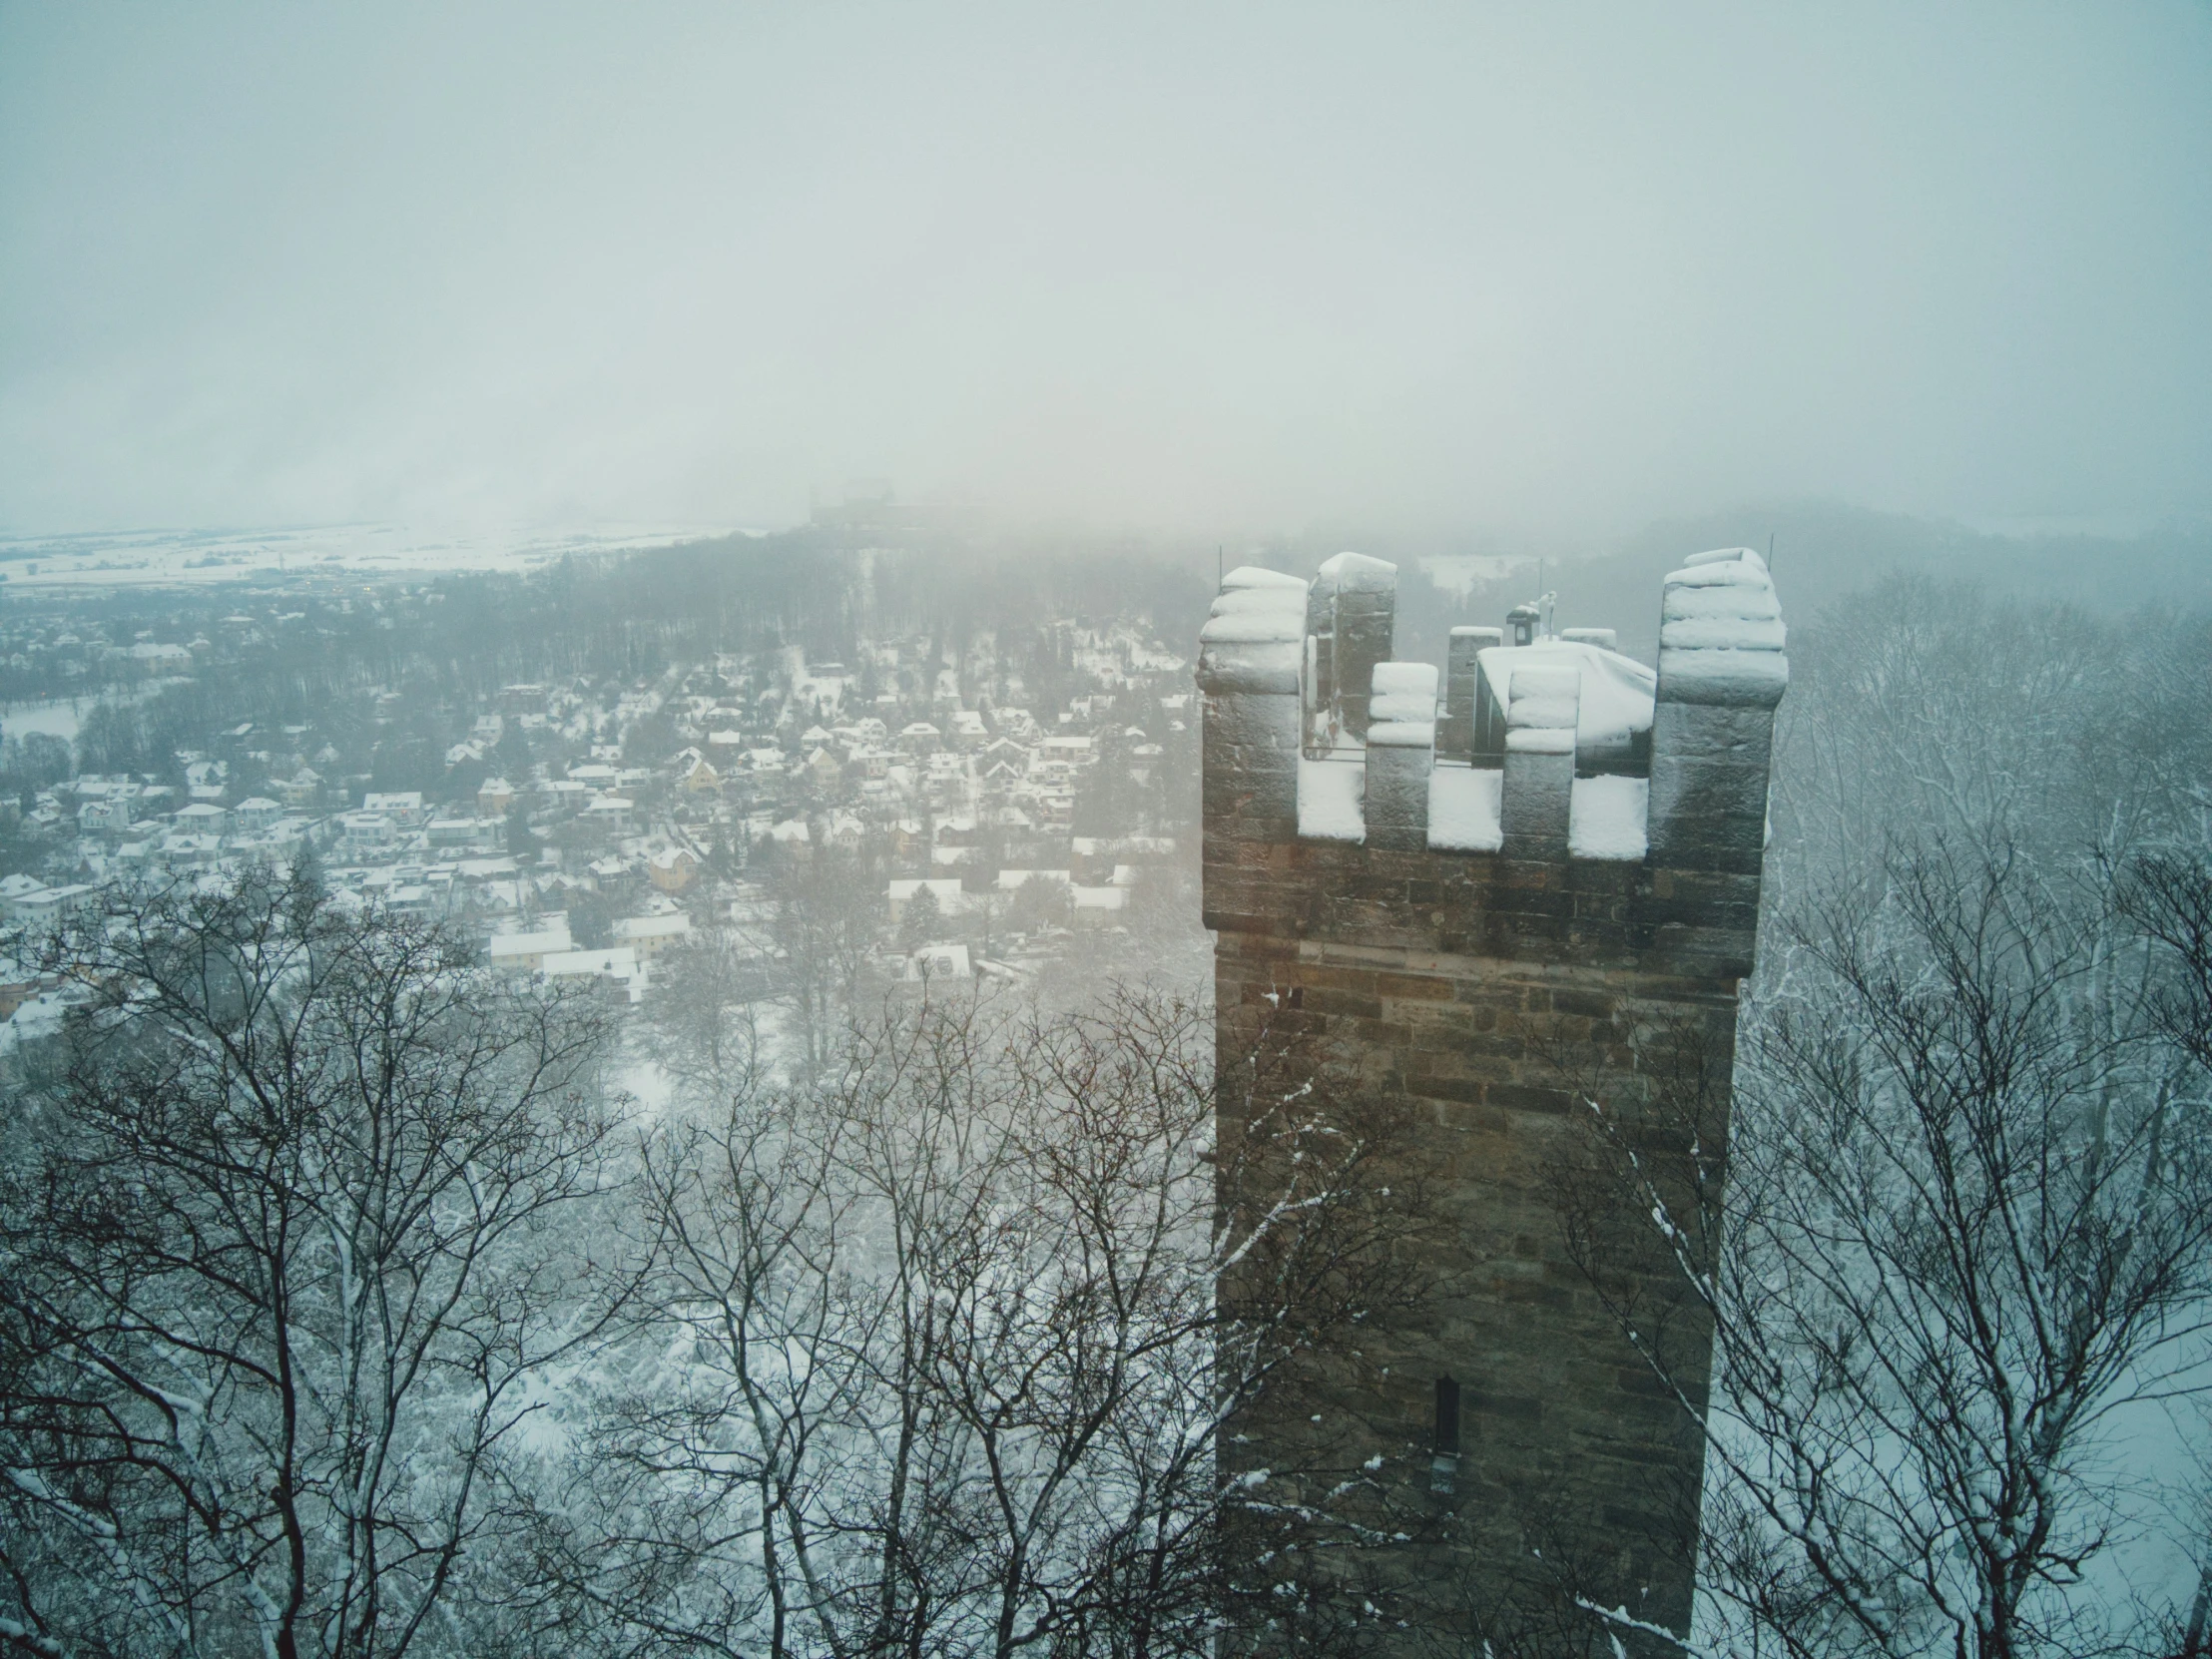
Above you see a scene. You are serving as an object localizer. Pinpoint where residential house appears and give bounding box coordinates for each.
[646,844,699,893]
[539,945,648,1003]
[173,802,230,837]
[339,812,395,850]
[277,769,323,810]
[487,921,573,973]
[613,912,693,959]
[583,796,634,835]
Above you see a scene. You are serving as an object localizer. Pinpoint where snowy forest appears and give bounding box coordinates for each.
[0,535,2208,1659]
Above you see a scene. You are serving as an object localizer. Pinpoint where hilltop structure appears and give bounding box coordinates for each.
[1199,549,1787,1649]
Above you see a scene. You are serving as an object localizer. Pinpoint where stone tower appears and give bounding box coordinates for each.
[1199,550,1787,1652]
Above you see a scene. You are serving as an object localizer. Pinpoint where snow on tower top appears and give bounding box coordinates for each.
[1200,567,1307,642]
[1657,547,1788,707]
[1313,550,1397,591]
[1369,662,1439,749]
[1198,567,1308,697]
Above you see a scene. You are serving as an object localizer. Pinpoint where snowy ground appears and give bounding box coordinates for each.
[0,522,747,593]
[0,698,95,744]
[0,679,188,744]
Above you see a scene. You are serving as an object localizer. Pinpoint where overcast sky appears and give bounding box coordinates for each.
[3,2,2208,541]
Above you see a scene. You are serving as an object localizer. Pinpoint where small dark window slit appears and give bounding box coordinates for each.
[1429,1375,1460,1495]
[1287,985,1304,1008]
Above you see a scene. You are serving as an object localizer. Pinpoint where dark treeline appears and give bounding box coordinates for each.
[1253,503,2212,665]
[12,507,2203,745]
[0,531,1218,807]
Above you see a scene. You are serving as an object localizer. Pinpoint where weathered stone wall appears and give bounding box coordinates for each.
[1200,554,1784,1653]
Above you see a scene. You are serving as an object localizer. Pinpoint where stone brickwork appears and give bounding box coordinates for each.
[1199,551,1786,1652]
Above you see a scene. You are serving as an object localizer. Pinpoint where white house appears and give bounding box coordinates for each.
[174,802,231,836]
[540,945,648,1003]
[583,796,634,833]
[363,792,426,829]
[613,912,692,958]
[487,922,573,973]
[339,812,395,849]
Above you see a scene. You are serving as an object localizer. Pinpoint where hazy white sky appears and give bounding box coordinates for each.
[3,2,2209,540]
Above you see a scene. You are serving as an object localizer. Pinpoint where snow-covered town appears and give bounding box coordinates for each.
[0,558,1203,1053]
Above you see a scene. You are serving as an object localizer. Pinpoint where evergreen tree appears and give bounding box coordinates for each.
[506,798,537,862]
[897,883,942,951]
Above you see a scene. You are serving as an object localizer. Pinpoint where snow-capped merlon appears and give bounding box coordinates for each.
[1306,553,1400,744]
[1198,568,1312,840]
[1199,567,1308,644]
[1197,568,1307,691]
[1499,667,1579,852]
[1656,547,1788,708]
[1366,662,1440,850]
[1503,668,1580,755]
[1369,662,1439,746]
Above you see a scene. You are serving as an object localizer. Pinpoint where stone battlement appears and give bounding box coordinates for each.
[1199,548,1785,982]
[1201,550,1787,1649]
[1199,548,1784,867]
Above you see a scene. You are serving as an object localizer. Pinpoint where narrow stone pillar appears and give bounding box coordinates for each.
[1316,552,1397,740]
[1366,662,1437,851]
[1198,569,1310,843]
[1440,626,1501,761]
[1303,585,1338,741]
[1646,549,1788,874]
[1499,666,1579,855]
[1302,633,1322,755]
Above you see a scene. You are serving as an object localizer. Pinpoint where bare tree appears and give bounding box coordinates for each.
[0,869,636,1659]
[1556,836,2212,1658]
[526,985,1417,1659]
[1552,585,2212,1659]
[763,849,886,1075]
[647,921,777,1105]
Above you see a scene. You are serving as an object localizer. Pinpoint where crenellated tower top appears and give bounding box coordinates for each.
[1197,548,1787,975]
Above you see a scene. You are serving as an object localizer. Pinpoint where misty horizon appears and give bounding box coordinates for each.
[6,2,2211,543]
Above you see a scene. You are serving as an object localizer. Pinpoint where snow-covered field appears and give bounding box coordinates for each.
[0,522,745,592]
[0,679,184,743]
[0,698,95,744]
